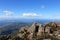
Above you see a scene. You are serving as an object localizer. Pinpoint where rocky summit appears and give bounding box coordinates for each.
[0,22,60,40]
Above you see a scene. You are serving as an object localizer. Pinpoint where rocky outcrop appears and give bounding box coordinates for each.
[17,22,60,40]
[1,22,60,40]
[17,23,44,40]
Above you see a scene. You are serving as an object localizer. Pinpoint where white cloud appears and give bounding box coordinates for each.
[3,10,13,16]
[22,13,40,17]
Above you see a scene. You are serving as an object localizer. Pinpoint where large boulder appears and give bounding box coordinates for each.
[28,23,43,33]
[28,23,44,37]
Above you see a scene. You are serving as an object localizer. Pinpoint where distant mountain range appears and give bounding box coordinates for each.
[0,22,32,35]
[0,19,60,26]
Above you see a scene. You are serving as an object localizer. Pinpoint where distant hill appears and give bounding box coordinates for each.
[0,22,32,35]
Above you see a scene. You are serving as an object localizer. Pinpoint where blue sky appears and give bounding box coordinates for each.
[0,0,60,19]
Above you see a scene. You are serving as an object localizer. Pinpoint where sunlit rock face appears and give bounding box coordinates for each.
[45,27,51,34]
[28,23,44,33]
[37,24,44,37]
[19,26,29,33]
[18,26,29,38]
[27,23,44,37]
[27,23,44,40]
[27,23,35,33]
[27,33,33,40]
